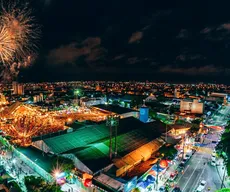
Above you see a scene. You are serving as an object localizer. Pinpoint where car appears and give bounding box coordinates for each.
[172,186,181,192]
[178,163,185,169]
[169,171,178,181]
[159,186,168,192]
[211,160,216,166]
[196,180,206,192]
[182,158,187,164]
[192,149,197,154]
[211,153,216,161]
[212,141,217,144]
[185,153,191,159]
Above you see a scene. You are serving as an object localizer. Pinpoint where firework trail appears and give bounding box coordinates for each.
[0,0,40,81]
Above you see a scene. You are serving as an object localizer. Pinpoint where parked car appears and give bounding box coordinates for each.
[182,158,187,164]
[172,186,181,192]
[211,153,216,161]
[169,171,178,181]
[185,153,191,159]
[178,163,185,169]
[159,186,168,192]
[211,160,216,166]
[196,180,206,192]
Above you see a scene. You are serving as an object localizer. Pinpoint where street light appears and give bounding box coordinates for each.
[54,171,60,179]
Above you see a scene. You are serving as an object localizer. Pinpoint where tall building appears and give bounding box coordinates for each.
[12,82,24,95]
[12,81,17,95]
[17,84,24,95]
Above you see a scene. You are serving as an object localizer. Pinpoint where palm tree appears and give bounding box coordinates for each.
[131,188,141,192]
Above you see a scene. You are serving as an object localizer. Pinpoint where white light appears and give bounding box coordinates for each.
[12,159,16,164]
[54,171,60,178]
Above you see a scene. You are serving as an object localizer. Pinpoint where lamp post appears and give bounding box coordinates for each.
[182,134,186,160]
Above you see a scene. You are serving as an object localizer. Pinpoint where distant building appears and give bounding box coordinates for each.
[180,99,204,114]
[174,89,180,98]
[12,81,24,95]
[145,95,157,102]
[208,92,227,104]
[93,104,138,119]
[33,94,43,103]
[80,97,106,107]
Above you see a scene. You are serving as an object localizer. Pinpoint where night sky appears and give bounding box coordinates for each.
[20,0,230,83]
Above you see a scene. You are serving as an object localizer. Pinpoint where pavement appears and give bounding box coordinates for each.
[0,146,39,192]
[216,158,230,189]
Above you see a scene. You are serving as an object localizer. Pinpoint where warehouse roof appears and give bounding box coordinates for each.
[40,117,164,173]
[17,147,53,173]
[94,104,137,114]
[43,124,109,154]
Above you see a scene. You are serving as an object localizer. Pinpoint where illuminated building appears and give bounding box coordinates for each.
[174,88,180,98]
[180,99,204,114]
[0,93,7,105]
[12,81,24,95]
[33,94,43,103]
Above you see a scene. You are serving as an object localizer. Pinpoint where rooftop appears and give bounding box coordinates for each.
[38,117,163,173]
[43,124,110,154]
[94,104,137,115]
[16,147,53,173]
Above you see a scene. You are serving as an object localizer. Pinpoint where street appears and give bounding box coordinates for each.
[177,131,222,192]
[206,106,230,127]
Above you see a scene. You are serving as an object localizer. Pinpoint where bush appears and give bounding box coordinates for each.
[8,181,22,192]
[158,145,177,160]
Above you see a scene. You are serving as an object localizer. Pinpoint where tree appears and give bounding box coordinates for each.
[52,156,75,173]
[9,181,22,192]
[24,176,45,191]
[42,183,62,192]
[131,188,141,192]
[24,176,62,192]
[190,124,200,133]
[216,189,230,192]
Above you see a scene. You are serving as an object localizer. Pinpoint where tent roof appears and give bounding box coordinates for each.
[43,124,109,154]
[41,117,163,173]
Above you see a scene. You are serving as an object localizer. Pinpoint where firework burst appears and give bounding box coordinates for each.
[0,25,15,63]
[0,0,40,81]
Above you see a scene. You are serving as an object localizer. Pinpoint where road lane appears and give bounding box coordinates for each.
[176,131,222,192]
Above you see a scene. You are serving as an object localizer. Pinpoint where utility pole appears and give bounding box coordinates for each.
[155,159,160,190]
[109,121,113,160]
[106,115,119,159]
[221,147,228,188]
[182,134,186,159]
